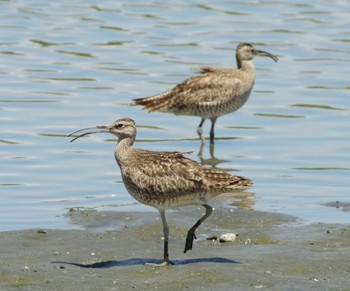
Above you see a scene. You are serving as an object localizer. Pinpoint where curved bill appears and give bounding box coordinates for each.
[68,125,108,143]
[254,49,278,62]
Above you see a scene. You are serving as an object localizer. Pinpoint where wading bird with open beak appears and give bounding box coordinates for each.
[69,118,252,266]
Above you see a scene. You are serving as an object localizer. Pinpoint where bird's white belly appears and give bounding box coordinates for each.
[177,89,252,119]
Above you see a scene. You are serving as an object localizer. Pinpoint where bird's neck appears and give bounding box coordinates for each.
[237,58,255,72]
[114,137,134,168]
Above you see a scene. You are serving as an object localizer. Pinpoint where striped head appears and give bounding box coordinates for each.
[236,43,278,62]
[69,118,137,142]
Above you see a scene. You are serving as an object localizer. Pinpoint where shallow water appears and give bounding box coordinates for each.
[1,0,349,231]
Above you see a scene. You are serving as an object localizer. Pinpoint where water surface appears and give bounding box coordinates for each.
[1,0,349,231]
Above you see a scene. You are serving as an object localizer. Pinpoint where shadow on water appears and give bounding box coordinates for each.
[52,257,240,268]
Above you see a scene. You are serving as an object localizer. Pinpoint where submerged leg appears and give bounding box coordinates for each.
[184,204,213,253]
[197,118,206,143]
[209,117,217,144]
[209,141,215,159]
[146,209,174,266]
[198,138,205,158]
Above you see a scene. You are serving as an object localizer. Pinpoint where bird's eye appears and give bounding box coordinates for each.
[115,123,124,129]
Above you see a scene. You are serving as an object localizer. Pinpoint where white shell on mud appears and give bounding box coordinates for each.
[219,233,237,242]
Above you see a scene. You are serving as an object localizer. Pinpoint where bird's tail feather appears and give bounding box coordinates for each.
[131,91,173,112]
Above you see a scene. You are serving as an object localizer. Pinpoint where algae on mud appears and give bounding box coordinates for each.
[1,206,350,290]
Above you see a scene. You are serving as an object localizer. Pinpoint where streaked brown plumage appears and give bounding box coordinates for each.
[69,117,252,266]
[132,43,278,143]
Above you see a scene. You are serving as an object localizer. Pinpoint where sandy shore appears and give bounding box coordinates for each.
[1,205,349,290]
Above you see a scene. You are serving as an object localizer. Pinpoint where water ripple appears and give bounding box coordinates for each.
[1,0,349,230]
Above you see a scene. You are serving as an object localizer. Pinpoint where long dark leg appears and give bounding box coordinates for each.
[146,209,174,266]
[197,118,206,143]
[160,209,174,265]
[209,117,217,144]
[184,204,213,253]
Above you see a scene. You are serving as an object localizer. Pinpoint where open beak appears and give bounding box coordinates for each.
[68,125,109,142]
[254,49,278,62]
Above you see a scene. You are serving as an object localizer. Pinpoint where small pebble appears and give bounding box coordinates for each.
[206,235,218,241]
[207,233,238,242]
[219,233,237,242]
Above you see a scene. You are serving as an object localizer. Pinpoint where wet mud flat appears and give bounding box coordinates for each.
[1,206,349,290]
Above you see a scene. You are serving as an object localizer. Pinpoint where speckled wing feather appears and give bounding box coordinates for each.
[121,149,251,201]
[132,68,245,115]
[122,150,205,197]
[202,168,251,190]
